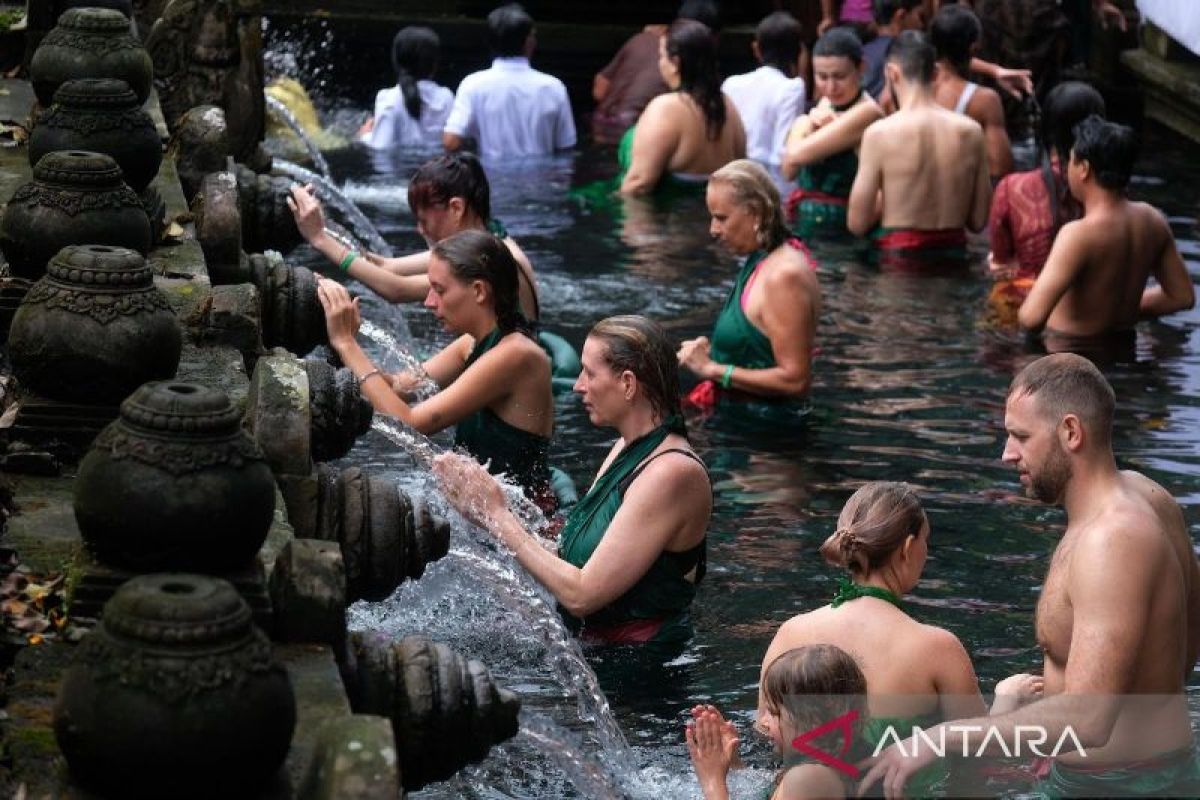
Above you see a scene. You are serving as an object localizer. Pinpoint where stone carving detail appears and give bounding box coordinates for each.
[313,465,451,602]
[0,151,151,281]
[349,633,521,790]
[30,7,154,106]
[234,164,303,253]
[8,246,181,406]
[31,79,163,193]
[75,381,276,572]
[146,0,265,163]
[245,252,325,355]
[305,358,373,463]
[54,574,296,799]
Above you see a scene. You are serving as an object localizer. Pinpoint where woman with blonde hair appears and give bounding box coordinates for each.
[678,159,820,410]
[757,482,1041,796]
[436,314,712,646]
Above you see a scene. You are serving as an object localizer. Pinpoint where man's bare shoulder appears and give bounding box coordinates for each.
[1121,469,1185,523]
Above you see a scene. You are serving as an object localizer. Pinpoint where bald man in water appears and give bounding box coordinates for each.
[862,354,1200,799]
[847,31,990,265]
[1018,116,1194,356]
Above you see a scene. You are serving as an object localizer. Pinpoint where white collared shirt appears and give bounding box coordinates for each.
[721,66,806,165]
[361,79,455,150]
[444,57,577,160]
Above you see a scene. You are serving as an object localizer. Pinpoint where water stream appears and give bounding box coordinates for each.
[264,93,333,181]
[271,158,394,259]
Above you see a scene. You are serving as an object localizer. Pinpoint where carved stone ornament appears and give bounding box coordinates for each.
[30,7,154,106]
[75,381,276,572]
[54,574,296,799]
[305,358,374,462]
[146,0,265,162]
[31,79,163,192]
[245,251,325,355]
[0,150,151,281]
[8,245,181,405]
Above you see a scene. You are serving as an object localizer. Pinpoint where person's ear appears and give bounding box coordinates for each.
[448,196,466,221]
[471,279,487,305]
[1060,414,1086,452]
[621,369,637,402]
[751,39,762,63]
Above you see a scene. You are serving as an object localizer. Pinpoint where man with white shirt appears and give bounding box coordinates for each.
[720,11,806,166]
[442,3,577,160]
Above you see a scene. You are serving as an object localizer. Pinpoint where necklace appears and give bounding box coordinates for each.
[830,577,904,609]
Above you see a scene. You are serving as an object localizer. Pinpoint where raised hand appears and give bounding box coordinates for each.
[286,183,327,245]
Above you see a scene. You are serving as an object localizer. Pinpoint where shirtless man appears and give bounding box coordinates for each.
[930,4,1013,179]
[1019,116,1194,355]
[847,31,990,262]
[861,353,1200,799]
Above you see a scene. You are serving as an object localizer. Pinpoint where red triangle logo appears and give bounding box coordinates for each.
[791,709,860,778]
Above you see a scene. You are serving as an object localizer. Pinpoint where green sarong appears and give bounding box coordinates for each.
[1034,748,1200,799]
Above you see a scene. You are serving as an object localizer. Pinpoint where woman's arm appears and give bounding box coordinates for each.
[680,259,815,399]
[781,100,882,180]
[620,98,680,196]
[436,448,708,617]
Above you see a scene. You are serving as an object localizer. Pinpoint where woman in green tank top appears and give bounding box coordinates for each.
[756,482,1043,798]
[679,160,821,411]
[435,315,712,645]
[317,228,555,506]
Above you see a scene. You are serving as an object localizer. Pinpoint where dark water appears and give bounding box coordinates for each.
[289,127,1200,797]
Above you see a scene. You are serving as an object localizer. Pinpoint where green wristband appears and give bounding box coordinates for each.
[339,249,358,273]
[720,364,734,389]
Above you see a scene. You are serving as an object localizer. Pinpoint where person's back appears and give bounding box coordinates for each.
[443,4,576,160]
[362,26,453,150]
[1018,116,1194,346]
[721,12,805,165]
[849,31,990,245]
[930,4,1013,179]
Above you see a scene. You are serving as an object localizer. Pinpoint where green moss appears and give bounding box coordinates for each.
[0,9,23,33]
[9,725,58,756]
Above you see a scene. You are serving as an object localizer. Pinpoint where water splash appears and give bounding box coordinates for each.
[272,159,393,258]
[518,712,628,800]
[264,93,332,181]
[359,320,436,398]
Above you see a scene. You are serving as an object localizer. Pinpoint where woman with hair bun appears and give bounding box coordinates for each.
[679,159,820,411]
[435,314,711,646]
[317,229,556,507]
[757,482,1040,796]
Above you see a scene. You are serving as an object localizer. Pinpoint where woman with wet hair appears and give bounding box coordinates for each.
[679,159,821,411]
[780,27,882,239]
[317,229,556,507]
[619,19,745,195]
[359,26,453,150]
[435,314,712,646]
[757,482,1040,797]
[289,152,541,320]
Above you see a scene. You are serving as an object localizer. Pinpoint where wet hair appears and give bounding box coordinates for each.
[756,12,803,76]
[813,27,863,66]
[762,645,867,738]
[677,0,720,33]
[710,160,788,252]
[392,26,440,121]
[666,19,726,141]
[487,3,533,58]
[407,153,491,222]
[1008,353,1115,443]
[885,30,935,85]
[432,229,531,337]
[819,482,927,576]
[930,4,981,78]
[873,0,923,27]
[1071,114,1137,192]
[1038,82,1105,229]
[588,315,683,423]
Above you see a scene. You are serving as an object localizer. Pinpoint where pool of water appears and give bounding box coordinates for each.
[287,127,1200,798]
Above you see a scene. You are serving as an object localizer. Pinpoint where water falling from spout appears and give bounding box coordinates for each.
[359,320,437,399]
[264,93,333,181]
[518,712,628,800]
[272,159,394,258]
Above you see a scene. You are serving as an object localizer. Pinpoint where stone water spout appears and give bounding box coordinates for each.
[245,250,326,355]
[305,358,374,462]
[234,161,304,253]
[54,573,296,799]
[311,464,450,602]
[30,7,153,108]
[348,632,521,790]
[74,381,277,573]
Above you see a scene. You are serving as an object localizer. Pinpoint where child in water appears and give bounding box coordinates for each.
[688,644,866,799]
